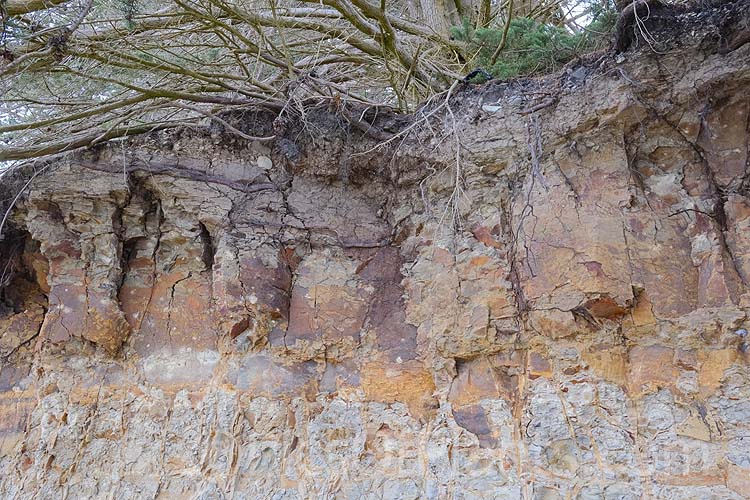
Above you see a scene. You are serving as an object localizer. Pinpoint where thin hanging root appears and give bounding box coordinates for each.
[437,99,466,233]
[347,78,467,233]
[613,0,663,53]
[352,79,461,158]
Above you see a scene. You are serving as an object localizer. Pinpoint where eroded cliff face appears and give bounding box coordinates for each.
[1,6,750,499]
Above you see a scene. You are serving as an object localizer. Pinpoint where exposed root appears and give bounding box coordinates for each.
[613,0,664,53]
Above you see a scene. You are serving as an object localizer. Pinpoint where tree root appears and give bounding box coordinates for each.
[613,0,664,53]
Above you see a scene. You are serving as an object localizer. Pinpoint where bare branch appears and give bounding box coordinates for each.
[3,0,69,17]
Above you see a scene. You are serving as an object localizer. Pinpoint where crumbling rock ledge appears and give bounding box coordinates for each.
[1,3,750,498]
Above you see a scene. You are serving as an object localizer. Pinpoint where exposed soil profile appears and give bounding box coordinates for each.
[1,1,750,498]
